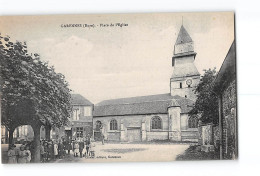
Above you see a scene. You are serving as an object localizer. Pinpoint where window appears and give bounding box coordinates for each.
[180,82,182,88]
[95,121,102,131]
[73,108,80,120]
[110,119,118,130]
[151,116,162,130]
[76,127,83,138]
[188,116,198,128]
[84,106,91,116]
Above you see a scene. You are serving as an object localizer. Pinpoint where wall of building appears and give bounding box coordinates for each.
[170,76,200,100]
[174,42,194,54]
[221,79,237,159]
[93,113,170,142]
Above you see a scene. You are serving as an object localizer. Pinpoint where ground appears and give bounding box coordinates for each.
[176,145,220,161]
[1,142,191,163]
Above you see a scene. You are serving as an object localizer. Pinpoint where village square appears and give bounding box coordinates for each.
[0,13,237,163]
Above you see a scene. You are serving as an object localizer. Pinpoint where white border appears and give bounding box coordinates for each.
[1,0,260,176]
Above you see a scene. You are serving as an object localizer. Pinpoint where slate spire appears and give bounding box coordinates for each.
[175,25,193,45]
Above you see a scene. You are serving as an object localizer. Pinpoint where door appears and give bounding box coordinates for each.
[127,128,141,142]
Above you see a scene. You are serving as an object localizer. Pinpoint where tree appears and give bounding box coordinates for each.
[188,68,219,125]
[0,34,72,162]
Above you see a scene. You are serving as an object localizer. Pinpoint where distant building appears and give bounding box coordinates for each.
[50,94,93,141]
[1,125,34,144]
[213,41,237,159]
[93,25,200,142]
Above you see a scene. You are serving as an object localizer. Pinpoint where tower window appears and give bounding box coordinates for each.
[188,85,191,88]
[180,82,182,88]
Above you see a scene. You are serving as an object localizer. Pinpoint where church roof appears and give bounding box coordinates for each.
[175,25,193,45]
[93,93,194,117]
[71,94,93,106]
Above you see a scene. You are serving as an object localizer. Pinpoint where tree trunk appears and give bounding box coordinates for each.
[45,125,51,140]
[32,123,41,163]
[8,128,14,145]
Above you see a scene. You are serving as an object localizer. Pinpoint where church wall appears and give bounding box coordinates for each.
[181,114,189,130]
[93,113,169,142]
[170,76,200,100]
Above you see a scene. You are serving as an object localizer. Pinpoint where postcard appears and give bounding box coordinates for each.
[0,12,237,163]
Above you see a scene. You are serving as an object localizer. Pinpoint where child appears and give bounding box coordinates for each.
[25,145,31,163]
[88,142,95,158]
[82,142,87,158]
[7,144,17,164]
[53,142,59,159]
[18,145,27,164]
[74,142,79,157]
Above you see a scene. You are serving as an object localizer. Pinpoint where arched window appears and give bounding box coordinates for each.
[110,119,118,130]
[151,116,162,130]
[95,121,102,131]
[188,116,198,128]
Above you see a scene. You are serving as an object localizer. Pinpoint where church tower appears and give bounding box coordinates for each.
[170,25,200,100]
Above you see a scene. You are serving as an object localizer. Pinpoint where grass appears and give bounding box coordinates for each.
[176,145,220,161]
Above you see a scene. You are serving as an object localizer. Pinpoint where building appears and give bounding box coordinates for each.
[50,94,94,141]
[93,25,201,142]
[213,41,237,159]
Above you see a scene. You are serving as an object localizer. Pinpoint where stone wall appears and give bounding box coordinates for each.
[93,114,170,142]
[221,79,237,159]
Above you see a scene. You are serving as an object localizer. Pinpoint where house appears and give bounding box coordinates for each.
[49,94,93,141]
[213,41,237,159]
[92,25,200,142]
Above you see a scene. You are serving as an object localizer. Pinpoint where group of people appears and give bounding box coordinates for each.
[40,139,67,162]
[39,136,95,162]
[72,137,95,158]
[7,143,31,164]
[7,136,96,163]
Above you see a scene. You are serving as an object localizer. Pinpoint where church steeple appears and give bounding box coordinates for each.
[174,25,194,56]
[175,25,193,45]
[170,25,200,101]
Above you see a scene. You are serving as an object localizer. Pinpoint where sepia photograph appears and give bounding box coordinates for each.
[0,12,236,164]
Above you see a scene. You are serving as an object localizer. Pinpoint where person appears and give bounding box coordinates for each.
[85,137,90,156]
[66,137,72,155]
[47,141,54,161]
[88,142,95,158]
[74,141,79,157]
[40,141,46,163]
[82,142,87,158]
[58,141,64,159]
[101,134,105,145]
[79,139,84,158]
[7,144,17,164]
[53,142,59,159]
[18,145,27,164]
[25,145,31,163]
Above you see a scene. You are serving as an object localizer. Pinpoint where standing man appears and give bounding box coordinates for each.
[79,138,84,158]
[101,133,105,145]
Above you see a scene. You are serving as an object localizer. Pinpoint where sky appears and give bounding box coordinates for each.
[0,12,234,104]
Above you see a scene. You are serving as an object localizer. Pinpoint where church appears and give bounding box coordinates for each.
[92,25,201,142]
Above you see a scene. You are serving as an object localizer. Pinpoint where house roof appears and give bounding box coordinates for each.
[93,93,194,117]
[71,94,93,106]
[213,41,236,93]
[175,25,193,45]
